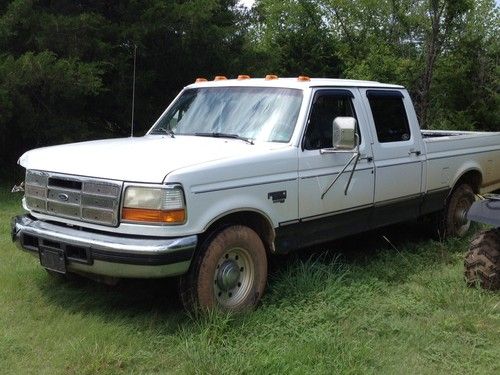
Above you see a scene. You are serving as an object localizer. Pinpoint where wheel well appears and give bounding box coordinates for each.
[200,211,276,255]
[454,170,482,194]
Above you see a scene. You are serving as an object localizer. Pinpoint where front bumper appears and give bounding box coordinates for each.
[11,215,197,278]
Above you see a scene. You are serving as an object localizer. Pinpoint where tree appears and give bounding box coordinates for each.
[251,0,342,77]
[415,0,473,129]
[0,0,498,177]
[0,0,251,174]
[430,0,499,130]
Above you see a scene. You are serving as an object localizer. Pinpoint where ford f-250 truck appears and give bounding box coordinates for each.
[11,76,500,311]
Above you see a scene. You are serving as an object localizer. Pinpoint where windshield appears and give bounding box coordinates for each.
[150,87,303,143]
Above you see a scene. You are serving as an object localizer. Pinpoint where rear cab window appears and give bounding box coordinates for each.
[367,90,411,143]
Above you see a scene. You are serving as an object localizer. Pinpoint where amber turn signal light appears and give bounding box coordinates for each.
[122,208,186,224]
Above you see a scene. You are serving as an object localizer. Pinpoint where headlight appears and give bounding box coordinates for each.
[121,185,186,224]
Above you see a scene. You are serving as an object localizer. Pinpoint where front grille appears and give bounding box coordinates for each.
[24,170,122,226]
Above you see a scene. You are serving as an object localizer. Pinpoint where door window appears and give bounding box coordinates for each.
[303,92,357,150]
[367,91,410,143]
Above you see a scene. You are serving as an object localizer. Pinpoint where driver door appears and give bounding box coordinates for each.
[297,89,375,244]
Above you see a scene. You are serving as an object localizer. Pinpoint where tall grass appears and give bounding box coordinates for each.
[0,188,498,374]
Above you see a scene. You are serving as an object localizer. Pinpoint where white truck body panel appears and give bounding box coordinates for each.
[18,135,281,184]
[423,131,500,193]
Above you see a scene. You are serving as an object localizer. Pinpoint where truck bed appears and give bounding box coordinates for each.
[423,130,500,151]
[423,130,500,194]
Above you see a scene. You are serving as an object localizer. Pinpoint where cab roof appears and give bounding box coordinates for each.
[185,77,404,90]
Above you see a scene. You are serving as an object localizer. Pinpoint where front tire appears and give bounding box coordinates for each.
[179,225,268,312]
[465,229,500,290]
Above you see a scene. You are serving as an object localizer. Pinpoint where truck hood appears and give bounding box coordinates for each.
[19,135,278,183]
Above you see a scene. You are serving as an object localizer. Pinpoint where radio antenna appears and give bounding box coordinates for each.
[130,44,137,137]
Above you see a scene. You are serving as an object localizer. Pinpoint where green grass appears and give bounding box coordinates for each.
[1,187,499,374]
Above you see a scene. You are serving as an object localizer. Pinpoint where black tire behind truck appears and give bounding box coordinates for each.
[464,195,500,290]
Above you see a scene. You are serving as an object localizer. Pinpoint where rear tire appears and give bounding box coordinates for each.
[179,225,268,312]
[464,229,500,290]
[440,184,475,238]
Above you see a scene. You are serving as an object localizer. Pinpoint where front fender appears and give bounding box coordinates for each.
[187,180,298,234]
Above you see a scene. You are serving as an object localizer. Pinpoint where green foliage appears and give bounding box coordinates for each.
[253,0,498,130]
[0,0,248,173]
[0,51,107,175]
[0,0,498,174]
[252,0,342,76]
[430,0,500,130]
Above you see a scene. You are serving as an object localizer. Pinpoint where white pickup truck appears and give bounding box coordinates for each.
[11,77,500,311]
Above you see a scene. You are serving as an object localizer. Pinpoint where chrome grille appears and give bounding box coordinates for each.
[24,170,122,226]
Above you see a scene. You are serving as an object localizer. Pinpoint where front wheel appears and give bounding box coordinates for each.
[179,225,268,312]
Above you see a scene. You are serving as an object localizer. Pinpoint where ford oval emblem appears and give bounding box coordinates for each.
[58,193,69,202]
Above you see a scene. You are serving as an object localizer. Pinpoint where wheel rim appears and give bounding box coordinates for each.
[214,246,254,308]
[454,197,472,236]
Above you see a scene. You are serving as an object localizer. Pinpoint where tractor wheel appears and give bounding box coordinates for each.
[464,229,500,290]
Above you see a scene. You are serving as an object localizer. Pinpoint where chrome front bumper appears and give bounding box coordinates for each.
[11,215,197,278]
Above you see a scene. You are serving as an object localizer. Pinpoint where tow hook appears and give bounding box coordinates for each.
[11,181,24,193]
[10,216,21,242]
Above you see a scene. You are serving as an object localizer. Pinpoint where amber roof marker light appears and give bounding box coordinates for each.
[214,75,228,81]
[297,75,311,81]
[265,74,278,80]
[237,75,251,80]
[195,77,208,83]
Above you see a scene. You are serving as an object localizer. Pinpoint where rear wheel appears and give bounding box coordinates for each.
[179,225,268,312]
[464,229,500,290]
[440,184,476,238]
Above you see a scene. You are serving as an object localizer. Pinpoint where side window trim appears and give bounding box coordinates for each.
[366,90,404,99]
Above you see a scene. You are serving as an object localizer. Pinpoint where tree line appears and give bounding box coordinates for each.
[0,0,498,175]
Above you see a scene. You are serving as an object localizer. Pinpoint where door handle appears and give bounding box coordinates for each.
[360,154,373,162]
[409,149,421,156]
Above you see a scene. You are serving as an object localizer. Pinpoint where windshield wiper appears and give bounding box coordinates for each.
[194,132,254,145]
[151,128,175,138]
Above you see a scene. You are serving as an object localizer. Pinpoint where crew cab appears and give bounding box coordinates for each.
[11,76,500,311]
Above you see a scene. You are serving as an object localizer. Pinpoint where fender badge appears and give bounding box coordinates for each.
[268,191,287,203]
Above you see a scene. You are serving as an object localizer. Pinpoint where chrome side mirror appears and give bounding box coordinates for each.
[321,116,361,199]
[332,117,357,150]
